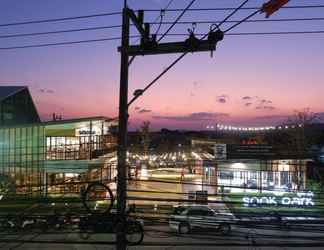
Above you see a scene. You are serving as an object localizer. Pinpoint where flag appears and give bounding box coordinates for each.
[261,0,289,18]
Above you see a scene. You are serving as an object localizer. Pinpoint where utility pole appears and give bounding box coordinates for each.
[113,0,289,244]
[116,4,223,249]
[116,3,129,250]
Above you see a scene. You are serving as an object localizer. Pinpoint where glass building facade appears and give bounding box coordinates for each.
[0,124,45,194]
[0,116,117,196]
[0,86,40,126]
[0,87,117,196]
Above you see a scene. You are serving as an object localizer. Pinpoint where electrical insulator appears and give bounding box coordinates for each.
[141,35,158,51]
[208,29,224,44]
[133,89,144,97]
[185,31,200,52]
[208,29,224,57]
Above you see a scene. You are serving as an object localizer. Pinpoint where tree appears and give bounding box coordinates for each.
[287,108,319,155]
[286,108,319,190]
[140,121,151,156]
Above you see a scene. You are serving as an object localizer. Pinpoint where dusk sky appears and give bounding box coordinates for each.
[0,0,323,130]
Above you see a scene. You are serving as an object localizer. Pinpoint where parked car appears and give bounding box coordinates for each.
[169,205,236,235]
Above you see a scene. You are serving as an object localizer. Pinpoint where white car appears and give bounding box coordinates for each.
[169,205,236,235]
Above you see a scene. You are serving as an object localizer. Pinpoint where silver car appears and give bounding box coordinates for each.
[169,205,235,235]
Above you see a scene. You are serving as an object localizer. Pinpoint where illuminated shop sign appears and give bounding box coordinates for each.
[242,192,315,207]
[76,126,102,136]
[78,130,96,135]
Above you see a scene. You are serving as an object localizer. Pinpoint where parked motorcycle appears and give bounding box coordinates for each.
[0,214,18,232]
[79,182,143,245]
[78,213,144,245]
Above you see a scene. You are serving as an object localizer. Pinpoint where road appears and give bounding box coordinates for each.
[1,221,324,250]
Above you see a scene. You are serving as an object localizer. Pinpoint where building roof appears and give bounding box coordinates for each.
[43,116,114,136]
[0,116,116,129]
[43,116,114,126]
[0,86,27,102]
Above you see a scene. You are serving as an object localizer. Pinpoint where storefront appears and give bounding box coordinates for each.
[44,117,117,187]
[217,159,307,193]
[0,116,117,195]
[45,117,116,161]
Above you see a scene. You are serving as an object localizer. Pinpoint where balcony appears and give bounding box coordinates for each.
[46,135,117,161]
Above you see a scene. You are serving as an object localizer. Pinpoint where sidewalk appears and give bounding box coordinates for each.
[0,243,320,250]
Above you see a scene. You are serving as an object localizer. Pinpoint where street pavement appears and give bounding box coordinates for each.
[1,222,324,250]
[1,182,324,250]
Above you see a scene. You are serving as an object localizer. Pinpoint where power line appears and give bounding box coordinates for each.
[158,0,197,42]
[0,4,323,28]
[128,0,322,107]
[0,37,123,50]
[142,5,324,12]
[0,12,121,28]
[129,0,176,66]
[154,13,165,37]
[0,30,323,50]
[227,30,324,36]
[224,9,260,33]
[164,0,175,11]
[128,0,197,87]
[132,0,175,42]
[218,0,249,28]
[128,1,321,107]
[153,0,175,24]
[149,17,324,25]
[128,53,187,106]
[165,30,324,36]
[0,25,122,39]
[127,0,251,107]
[1,17,324,40]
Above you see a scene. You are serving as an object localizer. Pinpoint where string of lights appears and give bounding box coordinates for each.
[205,123,304,132]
